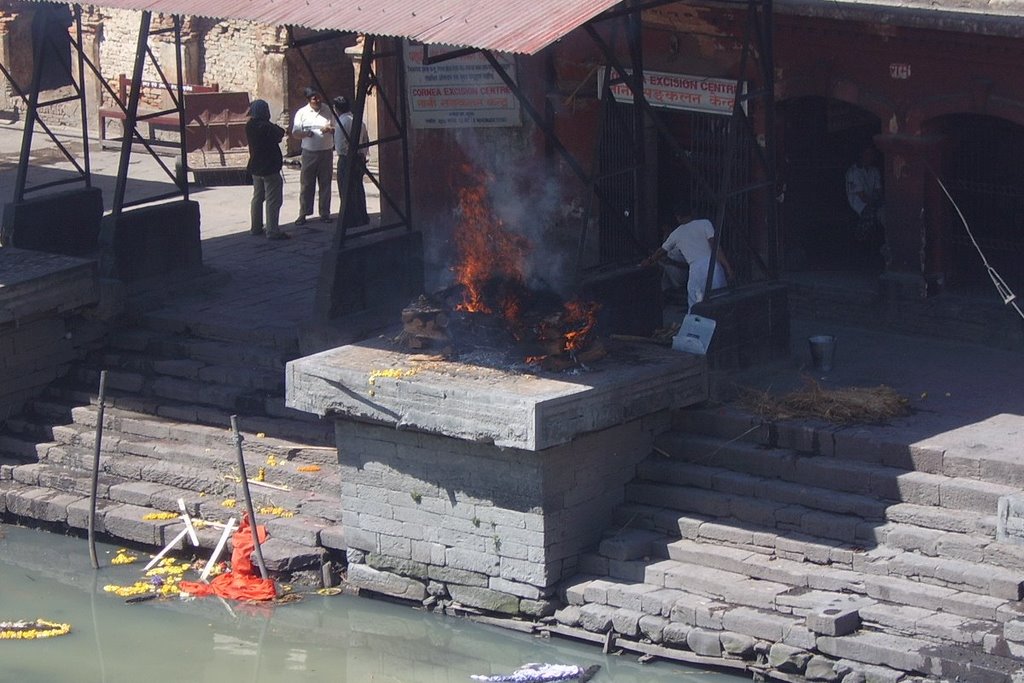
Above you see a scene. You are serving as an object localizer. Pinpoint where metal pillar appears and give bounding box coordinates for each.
[289,31,413,241]
[111,11,189,216]
[0,4,92,202]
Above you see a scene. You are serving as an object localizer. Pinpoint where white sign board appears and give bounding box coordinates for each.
[600,68,742,116]
[405,42,521,129]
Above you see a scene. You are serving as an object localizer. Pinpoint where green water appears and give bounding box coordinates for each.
[0,524,749,683]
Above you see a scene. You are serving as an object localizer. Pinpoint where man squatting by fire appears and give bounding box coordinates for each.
[639,205,733,311]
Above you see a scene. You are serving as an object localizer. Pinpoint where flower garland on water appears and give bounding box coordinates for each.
[103,557,192,598]
[110,548,137,565]
[0,619,72,640]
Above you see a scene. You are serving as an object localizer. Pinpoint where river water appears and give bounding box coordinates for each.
[1,524,749,683]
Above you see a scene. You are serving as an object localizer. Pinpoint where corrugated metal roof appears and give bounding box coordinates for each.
[56,0,623,55]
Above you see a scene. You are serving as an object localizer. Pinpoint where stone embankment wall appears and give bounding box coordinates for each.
[340,413,670,617]
[0,249,111,425]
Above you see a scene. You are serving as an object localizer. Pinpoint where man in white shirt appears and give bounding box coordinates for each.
[291,87,334,225]
[331,95,370,228]
[640,206,733,311]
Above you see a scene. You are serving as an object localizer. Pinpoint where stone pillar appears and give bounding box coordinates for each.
[0,10,21,118]
[874,133,946,298]
[155,15,199,93]
[79,8,103,139]
[256,26,289,128]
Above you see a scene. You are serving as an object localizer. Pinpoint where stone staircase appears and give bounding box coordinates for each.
[0,312,345,582]
[557,405,1024,682]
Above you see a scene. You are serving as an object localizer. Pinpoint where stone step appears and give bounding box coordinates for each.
[614,493,999,548]
[625,480,881,545]
[652,432,1019,515]
[0,479,340,571]
[91,349,285,394]
[612,496,1024,594]
[107,324,296,368]
[641,554,1016,626]
[87,401,330,453]
[38,385,333,444]
[39,445,341,516]
[672,405,1024,490]
[636,454,1009,524]
[133,310,300,355]
[558,571,1022,681]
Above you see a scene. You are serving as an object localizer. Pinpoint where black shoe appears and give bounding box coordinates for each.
[320,215,332,224]
[294,215,307,226]
[267,232,291,241]
[250,228,264,236]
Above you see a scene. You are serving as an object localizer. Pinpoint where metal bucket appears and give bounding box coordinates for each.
[808,335,837,372]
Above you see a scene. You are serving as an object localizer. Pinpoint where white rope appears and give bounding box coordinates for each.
[932,171,1024,320]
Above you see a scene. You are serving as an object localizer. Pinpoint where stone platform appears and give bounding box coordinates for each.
[286,337,708,612]
[286,335,706,451]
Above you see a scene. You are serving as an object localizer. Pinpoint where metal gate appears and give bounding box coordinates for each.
[595,95,638,264]
[691,111,750,275]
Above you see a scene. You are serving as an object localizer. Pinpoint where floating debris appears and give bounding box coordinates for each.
[110,548,137,565]
[470,663,600,682]
[0,619,72,640]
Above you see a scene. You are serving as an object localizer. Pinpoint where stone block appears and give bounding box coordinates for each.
[555,605,582,626]
[638,614,668,643]
[320,525,346,550]
[661,621,691,646]
[686,628,722,657]
[264,516,327,547]
[722,606,800,641]
[489,576,542,600]
[347,563,427,601]
[805,655,840,681]
[768,643,811,673]
[816,632,928,674]
[427,564,489,587]
[579,603,617,632]
[806,604,863,636]
[720,631,756,658]
[611,608,643,637]
[259,537,326,572]
[448,584,520,615]
[606,582,658,611]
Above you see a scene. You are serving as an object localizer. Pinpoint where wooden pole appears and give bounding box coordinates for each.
[88,370,107,569]
[230,415,270,580]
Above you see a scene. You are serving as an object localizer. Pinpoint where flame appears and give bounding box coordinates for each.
[561,299,601,352]
[453,166,531,316]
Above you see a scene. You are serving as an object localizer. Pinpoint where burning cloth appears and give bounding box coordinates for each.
[179,515,276,601]
[470,663,599,682]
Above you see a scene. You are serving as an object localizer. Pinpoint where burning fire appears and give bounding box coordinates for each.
[453,166,531,317]
[445,164,604,369]
[561,299,601,352]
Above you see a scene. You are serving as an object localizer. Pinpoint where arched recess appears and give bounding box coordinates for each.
[923,113,1024,295]
[776,95,883,272]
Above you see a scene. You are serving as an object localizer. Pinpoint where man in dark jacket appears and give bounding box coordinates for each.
[246,99,289,240]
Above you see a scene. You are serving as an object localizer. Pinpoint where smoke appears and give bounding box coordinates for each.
[422,128,580,297]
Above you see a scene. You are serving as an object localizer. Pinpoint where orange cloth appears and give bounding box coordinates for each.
[180,515,276,601]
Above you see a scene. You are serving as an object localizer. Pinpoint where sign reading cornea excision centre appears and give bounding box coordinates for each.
[405,42,521,128]
[600,68,742,116]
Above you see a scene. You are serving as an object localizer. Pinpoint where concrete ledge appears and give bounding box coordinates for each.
[287,337,706,451]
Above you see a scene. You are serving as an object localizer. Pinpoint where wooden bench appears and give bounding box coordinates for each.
[98,73,219,147]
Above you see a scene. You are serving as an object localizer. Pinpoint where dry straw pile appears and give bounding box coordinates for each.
[741,377,911,425]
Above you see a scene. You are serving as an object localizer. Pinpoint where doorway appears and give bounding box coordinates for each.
[777,96,882,272]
